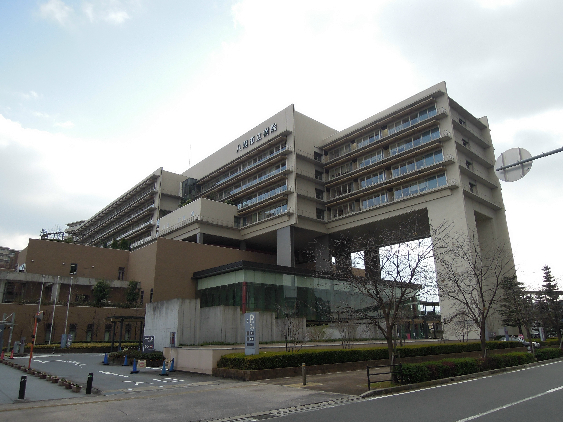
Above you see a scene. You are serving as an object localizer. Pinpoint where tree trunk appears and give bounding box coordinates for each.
[480,320,487,358]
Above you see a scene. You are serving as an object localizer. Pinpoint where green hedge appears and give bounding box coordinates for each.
[397,352,535,384]
[32,342,140,351]
[109,350,164,361]
[535,348,563,361]
[217,341,523,371]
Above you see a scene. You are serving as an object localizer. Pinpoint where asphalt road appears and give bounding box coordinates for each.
[23,353,215,394]
[2,355,563,421]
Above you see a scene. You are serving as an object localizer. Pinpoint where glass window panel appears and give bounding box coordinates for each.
[422,131,431,144]
[437,173,447,186]
[394,188,402,199]
[410,184,419,195]
[425,153,434,167]
[434,150,443,162]
[403,187,410,197]
[416,157,425,169]
[413,136,421,147]
[419,180,428,192]
[431,127,440,140]
[400,164,407,175]
[428,105,437,117]
[392,167,400,178]
[428,177,438,190]
[407,161,415,173]
[419,109,428,121]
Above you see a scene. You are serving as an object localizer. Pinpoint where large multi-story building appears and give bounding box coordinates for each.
[72,168,186,249]
[159,81,512,275]
[5,82,513,348]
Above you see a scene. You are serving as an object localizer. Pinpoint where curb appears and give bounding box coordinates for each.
[360,356,563,398]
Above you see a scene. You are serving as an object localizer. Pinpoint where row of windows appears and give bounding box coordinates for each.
[238,202,288,227]
[359,149,383,168]
[361,191,388,210]
[391,149,444,178]
[328,127,441,181]
[329,172,448,220]
[237,183,288,210]
[390,127,440,156]
[328,143,352,161]
[360,170,386,189]
[329,182,354,199]
[215,162,286,201]
[388,105,437,135]
[394,172,447,199]
[202,141,287,192]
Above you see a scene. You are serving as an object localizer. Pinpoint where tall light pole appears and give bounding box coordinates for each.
[63,276,73,348]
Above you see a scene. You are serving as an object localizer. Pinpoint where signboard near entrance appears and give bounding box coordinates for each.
[245,312,259,355]
[143,336,155,353]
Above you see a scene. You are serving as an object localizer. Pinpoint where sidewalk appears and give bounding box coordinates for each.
[260,366,389,396]
[0,361,77,404]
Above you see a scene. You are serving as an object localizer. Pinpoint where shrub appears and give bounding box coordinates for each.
[109,350,163,361]
[217,341,523,371]
[397,352,534,384]
[535,348,563,361]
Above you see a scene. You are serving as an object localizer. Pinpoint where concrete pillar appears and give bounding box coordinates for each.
[364,245,381,281]
[314,235,331,272]
[196,232,204,244]
[51,277,61,303]
[0,280,5,303]
[277,226,295,267]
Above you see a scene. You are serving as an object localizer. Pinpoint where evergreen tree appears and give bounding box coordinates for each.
[537,265,562,345]
[500,275,525,333]
[92,280,111,307]
[125,281,140,306]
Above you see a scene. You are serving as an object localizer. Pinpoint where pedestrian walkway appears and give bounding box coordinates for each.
[260,366,392,396]
[0,361,77,404]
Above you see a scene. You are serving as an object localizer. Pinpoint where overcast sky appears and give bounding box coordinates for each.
[1,0,562,289]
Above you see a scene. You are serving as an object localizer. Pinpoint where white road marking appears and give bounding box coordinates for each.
[456,385,563,421]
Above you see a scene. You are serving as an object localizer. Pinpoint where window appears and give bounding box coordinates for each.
[459,118,466,127]
[328,143,351,161]
[150,288,153,303]
[315,170,324,181]
[462,139,470,148]
[392,149,444,178]
[86,324,93,342]
[359,171,385,189]
[388,105,437,135]
[390,127,440,156]
[328,162,353,180]
[237,183,287,210]
[393,172,447,200]
[69,324,77,341]
[140,290,144,304]
[469,181,477,193]
[104,324,112,342]
[240,202,288,227]
[314,152,323,162]
[124,324,131,341]
[315,189,324,200]
[316,208,325,220]
[69,263,77,275]
[356,130,381,149]
[466,160,473,170]
[118,267,125,280]
[330,182,354,199]
[362,192,387,210]
[45,323,52,344]
[331,202,356,219]
[359,149,383,168]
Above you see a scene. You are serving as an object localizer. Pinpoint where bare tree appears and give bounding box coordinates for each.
[326,225,437,363]
[433,230,515,358]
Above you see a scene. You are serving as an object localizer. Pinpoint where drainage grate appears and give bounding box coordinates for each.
[203,396,364,422]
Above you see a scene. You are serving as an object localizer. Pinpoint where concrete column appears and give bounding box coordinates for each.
[277,226,295,267]
[196,232,204,244]
[51,277,61,303]
[364,245,381,281]
[0,280,5,303]
[314,235,331,272]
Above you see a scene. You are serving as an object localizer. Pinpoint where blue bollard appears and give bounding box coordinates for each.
[130,359,139,374]
[122,355,128,366]
[103,353,109,365]
[159,360,169,376]
[169,358,176,372]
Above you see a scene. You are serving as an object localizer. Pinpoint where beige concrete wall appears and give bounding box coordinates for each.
[152,238,276,302]
[128,240,158,298]
[160,170,186,197]
[23,239,130,281]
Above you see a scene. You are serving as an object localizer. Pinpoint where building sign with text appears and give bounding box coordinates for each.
[237,123,277,153]
[244,312,259,355]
